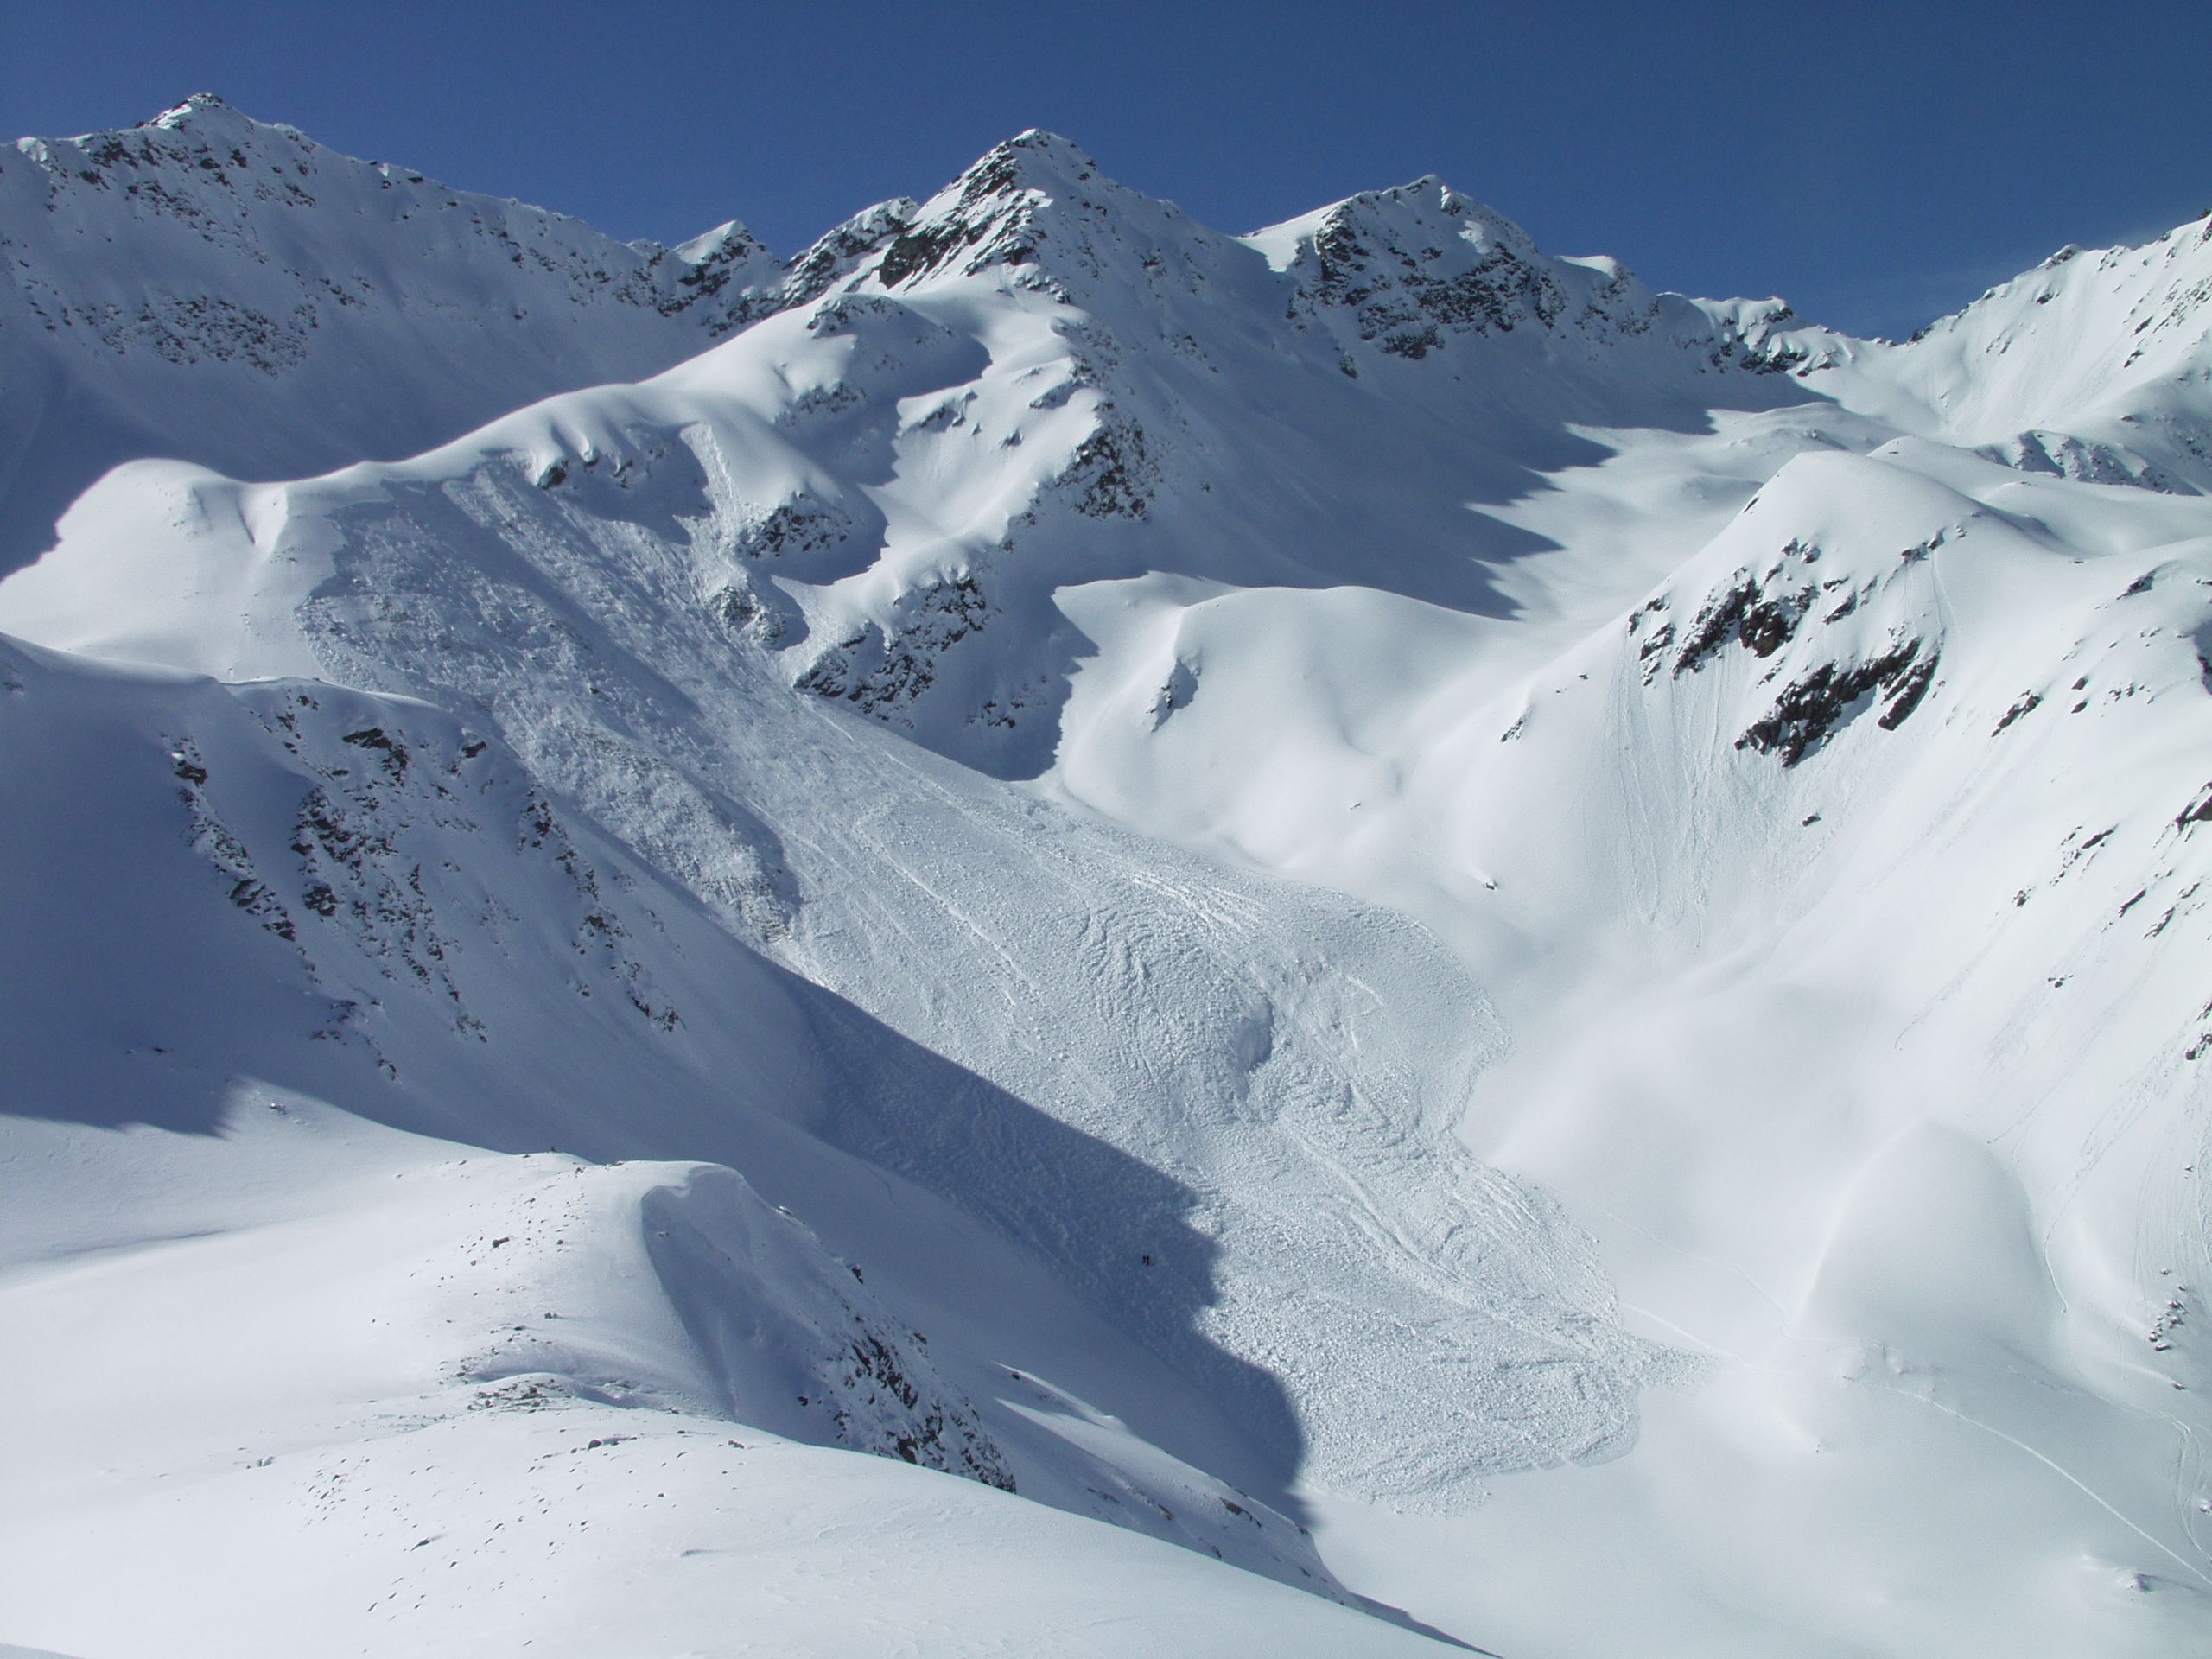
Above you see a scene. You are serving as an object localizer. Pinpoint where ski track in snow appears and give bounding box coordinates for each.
[6,100,2212,1657]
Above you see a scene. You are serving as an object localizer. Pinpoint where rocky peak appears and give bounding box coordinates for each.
[1248,178,1592,358]
[1315,176,1546,270]
[866,130,1144,294]
[1243,179,1835,378]
[673,217,772,267]
[662,217,784,333]
[146,91,266,143]
[781,197,919,308]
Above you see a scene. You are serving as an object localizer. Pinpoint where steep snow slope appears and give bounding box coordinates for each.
[0,631,1452,1652]
[0,381,1663,1504]
[1067,429,2212,1652]
[8,131,1860,1510]
[1763,213,2212,492]
[7,110,2212,1657]
[613,133,1845,779]
[1901,217,2212,466]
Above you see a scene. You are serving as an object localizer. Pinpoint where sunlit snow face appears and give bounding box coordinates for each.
[5,94,2212,1659]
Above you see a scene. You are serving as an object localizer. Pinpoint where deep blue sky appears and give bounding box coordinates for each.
[8,2,2207,339]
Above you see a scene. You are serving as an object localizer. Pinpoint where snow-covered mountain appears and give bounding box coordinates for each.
[0,95,923,577]
[4,99,2212,1658]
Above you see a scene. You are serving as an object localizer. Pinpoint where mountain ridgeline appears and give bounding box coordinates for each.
[4,96,2212,1659]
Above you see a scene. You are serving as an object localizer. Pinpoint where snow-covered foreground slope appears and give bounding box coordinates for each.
[5,110,2212,1656]
[3,1110,1440,1659]
[0,633,1458,1653]
[1072,429,2212,1652]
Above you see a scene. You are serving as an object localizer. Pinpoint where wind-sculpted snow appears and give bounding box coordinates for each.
[0,95,876,581]
[9,101,2212,1658]
[1748,214,2212,492]
[0,627,1420,1630]
[1051,423,2212,1651]
[1894,218,2212,470]
[2,423,1662,1502]
[585,134,1853,777]
[4,113,1866,768]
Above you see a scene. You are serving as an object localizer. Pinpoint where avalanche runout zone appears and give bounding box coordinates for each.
[10,98,2212,1659]
[277,442,1662,1497]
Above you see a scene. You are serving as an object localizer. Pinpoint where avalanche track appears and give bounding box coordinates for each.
[4,99,2212,1658]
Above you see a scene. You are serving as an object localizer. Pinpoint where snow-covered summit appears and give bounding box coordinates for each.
[8,96,2206,773]
[1880,213,2212,484]
[665,216,783,315]
[146,88,267,137]
[0,94,783,573]
[1243,175,1821,376]
[842,127,1256,313]
[7,99,2212,1659]
[1252,175,1561,340]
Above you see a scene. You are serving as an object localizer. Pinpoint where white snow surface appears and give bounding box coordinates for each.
[5,105,2212,1656]
[0,94,907,579]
